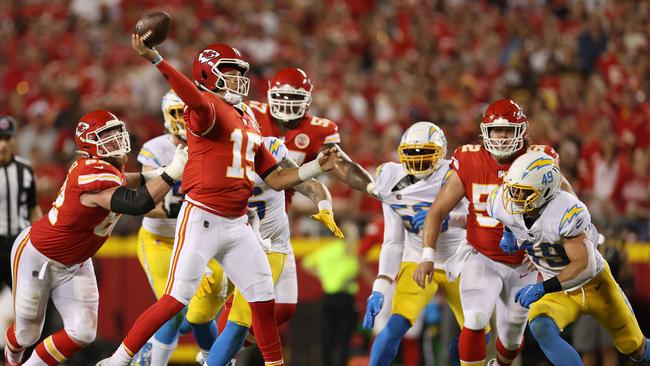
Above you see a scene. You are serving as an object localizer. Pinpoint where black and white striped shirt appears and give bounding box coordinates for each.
[0,156,37,238]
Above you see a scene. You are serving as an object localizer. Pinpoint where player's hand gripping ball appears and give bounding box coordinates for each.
[134,11,171,48]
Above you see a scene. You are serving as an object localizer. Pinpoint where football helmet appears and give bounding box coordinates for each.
[75,110,131,158]
[267,67,313,122]
[162,90,186,141]
[480,99,528,158]
[192,44,250,104]
[398,121,447,178]
[502,151,561,214]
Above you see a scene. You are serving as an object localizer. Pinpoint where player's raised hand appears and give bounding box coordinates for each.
[131,33,162,62]
[163,145,188,181]
[311,208,344,239]
[413,261,434,289]
[318,146,342,172]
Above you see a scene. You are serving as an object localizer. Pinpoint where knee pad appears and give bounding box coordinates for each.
[14,326,40,348]
[67,309,98,345]
[463,310,490,331]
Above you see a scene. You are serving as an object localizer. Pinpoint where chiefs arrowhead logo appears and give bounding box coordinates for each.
[76,122,90,137]
[198,49,220,64]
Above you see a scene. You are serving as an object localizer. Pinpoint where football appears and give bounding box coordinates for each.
[134,11,171,48]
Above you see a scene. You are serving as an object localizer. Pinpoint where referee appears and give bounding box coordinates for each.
[0,115,42,290]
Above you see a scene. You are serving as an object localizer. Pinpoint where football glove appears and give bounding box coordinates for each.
[499,227,518,255]
[412,211,449,233]
[311,209,344,239]
[362,291,384,329]
[515,283,545,308]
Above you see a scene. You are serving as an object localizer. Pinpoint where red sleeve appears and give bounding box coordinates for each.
[254,144,279,179]
[157,60,215,134]
[75,164,123,193]
[451,146,468,186]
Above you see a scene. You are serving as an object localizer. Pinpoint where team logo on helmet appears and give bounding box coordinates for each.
[76,122,90,137]
[198,50,220,64]
[294,133,310,149]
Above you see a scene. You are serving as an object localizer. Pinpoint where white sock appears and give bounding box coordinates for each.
[22,351,49,366]
[151,338,178,366]
[110,344,134,365]
[5,347,25,364]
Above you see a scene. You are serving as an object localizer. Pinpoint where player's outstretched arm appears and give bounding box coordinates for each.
[413,170,465,288]
[264,147,342,191]
[131,34,213,131]
[279,157,344,238]
[80,146,188,215]
[321,144,376,197]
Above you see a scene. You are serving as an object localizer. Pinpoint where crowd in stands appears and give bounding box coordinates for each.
[2,0,648,241]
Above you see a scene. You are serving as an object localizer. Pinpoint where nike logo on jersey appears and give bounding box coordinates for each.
[519,273,530,278]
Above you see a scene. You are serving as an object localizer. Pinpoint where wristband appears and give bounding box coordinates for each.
[422,247,435,262]
[160,172,175,187]
[372,277,391,294]
[317,200,333,211]
[542,276,562,293]
[298,159,323,181]
[151,54,163,66]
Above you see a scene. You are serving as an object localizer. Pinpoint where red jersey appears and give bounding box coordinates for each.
[249,101,340,165]
[156,61,278,218]
[30,159,125,266]
[451,144,558,264]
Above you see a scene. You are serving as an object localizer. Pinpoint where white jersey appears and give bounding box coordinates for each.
[250,137,291,254]
[488,188,604,290]
[375,161,467,267]
[138,134,183,238]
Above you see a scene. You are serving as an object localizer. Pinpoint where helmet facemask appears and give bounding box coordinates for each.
[268,86,311,122]
[502,183,541,214]
[480,120,528,158]
[398,143,444,178]
[86,120,131,158]
[206,60,250,104]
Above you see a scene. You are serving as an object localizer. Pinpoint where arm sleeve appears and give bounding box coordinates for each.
[450,147,467,187]
[76,165,123,192]
[322,122,340,145]
[157,61,215,134]
[27,167,37,208]
[377,202,405,281]
[255,144,280,179]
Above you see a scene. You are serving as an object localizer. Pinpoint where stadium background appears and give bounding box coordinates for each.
[1,0,649,365]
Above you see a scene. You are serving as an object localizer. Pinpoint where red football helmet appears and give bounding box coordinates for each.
[192,44,250,101]
[75,110,131,158]
[267,67,313,122]
[480,99,528,158]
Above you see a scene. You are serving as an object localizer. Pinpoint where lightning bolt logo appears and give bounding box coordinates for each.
[522,157,557,178]
[559,204,585,234]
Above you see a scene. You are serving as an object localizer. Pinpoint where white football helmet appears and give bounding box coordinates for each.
[162,90,186,141]
[502,151,561,214]
[398,121,447,178]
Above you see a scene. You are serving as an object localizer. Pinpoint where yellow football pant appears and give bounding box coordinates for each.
[137,227,227,323]
[529,263,645,354]
[392,262,465,327]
